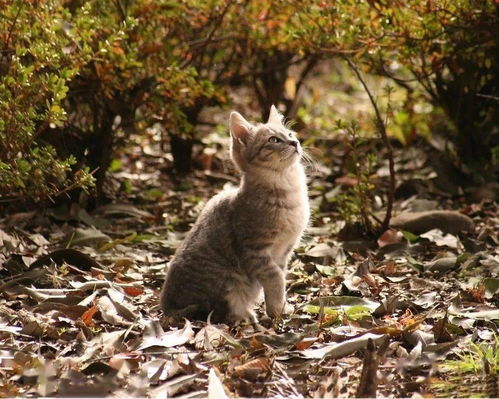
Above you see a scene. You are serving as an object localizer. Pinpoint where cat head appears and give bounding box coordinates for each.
[229,105,301,173]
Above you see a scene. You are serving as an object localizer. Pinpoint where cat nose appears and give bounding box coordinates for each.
[289,140,299,148]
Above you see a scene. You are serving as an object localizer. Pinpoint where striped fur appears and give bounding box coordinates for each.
[160,106,309,322]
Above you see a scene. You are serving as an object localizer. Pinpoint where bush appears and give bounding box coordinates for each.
[286,0,498,179]
[2,0,496,205]
[365,0,499,179]
[0,0,95,202]
[0,0,224,202]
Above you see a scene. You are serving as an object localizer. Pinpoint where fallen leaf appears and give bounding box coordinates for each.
[467,284,486,303]
[139,319,194,350]
[305,243,338,258]
[97,295,132,326]
[308,296,380,312]
[94,204,153,219]
[68,228,110,248]
[295,337,318,350]
[425,256,457,273]
[234,357,271,381]
[124,286,144,297]
[449,306,499,321]
[301,333,387,359]
[377,229,402,248]
[482,278,499,298]
[150,374,198,398]
[28,233,49,246]
[195,324,225,350]
[81,304,98,327]
[432,314,453,343]
[335,175,358,186]
[420,229,459,249]
[208,368,229,399]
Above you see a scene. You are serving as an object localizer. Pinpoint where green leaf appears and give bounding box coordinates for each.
[402,230,419,243]
[304,305,339,317]
[108,159,122,172]
[344,305,371,321]
[309,296,380,312]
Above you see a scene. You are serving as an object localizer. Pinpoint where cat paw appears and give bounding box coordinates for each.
[246,310,258,324]
[228,309,257,324]
[266,301,287,318]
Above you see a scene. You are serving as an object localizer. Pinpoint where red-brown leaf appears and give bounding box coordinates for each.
[81,304,98,327]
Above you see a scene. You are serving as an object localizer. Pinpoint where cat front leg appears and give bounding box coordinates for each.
[249,255,287,318]
[262,269,287,317]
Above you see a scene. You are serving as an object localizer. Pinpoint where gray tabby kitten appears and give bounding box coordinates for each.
[160,106,309,322]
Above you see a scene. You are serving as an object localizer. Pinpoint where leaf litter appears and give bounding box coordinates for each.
[0,142,498,398]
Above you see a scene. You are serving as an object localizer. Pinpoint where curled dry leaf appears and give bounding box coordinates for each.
[432,315,454,343]
[139,319,194,350]
[234,357,271,381]
[81,304,98,327]
[467,284,486,303]
[301,333,388,360]
[377,228,402,248]
[295,337,318,351]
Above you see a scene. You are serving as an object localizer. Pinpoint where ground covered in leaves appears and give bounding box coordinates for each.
[0,130,498,398]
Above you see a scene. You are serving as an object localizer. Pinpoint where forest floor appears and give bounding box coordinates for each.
[1,125,497,398]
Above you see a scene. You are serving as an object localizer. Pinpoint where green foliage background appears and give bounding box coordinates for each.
[1,0,497,203]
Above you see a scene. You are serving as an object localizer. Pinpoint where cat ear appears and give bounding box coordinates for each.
[267,105,284,125]
[230,111,252,145]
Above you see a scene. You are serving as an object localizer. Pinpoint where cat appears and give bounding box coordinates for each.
[160,105,310,323]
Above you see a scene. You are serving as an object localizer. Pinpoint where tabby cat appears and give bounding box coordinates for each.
[160,106,309,322]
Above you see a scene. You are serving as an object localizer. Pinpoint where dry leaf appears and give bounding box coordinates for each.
[234,357,271,381]
[295,337,318,351]
[208,368,229,399]
[377,229,402,248]
[335,175,358,186]
[467,284,486,303]
[81,304,98,327]
[124,286,144,297]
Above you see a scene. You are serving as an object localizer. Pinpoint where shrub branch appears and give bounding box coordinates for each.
[344,57,396,232]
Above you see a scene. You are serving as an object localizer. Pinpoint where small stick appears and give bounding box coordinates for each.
[356,338,379,398]
[344,57,396,232]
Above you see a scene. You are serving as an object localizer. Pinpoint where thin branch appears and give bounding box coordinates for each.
[181,0,234,70]
[356,338,379,398]
[476,93,499,102]
[344,57,396,232]
[4,0,24,52]
[112,0,127,22]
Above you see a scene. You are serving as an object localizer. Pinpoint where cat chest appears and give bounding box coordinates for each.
[269,202,308,259]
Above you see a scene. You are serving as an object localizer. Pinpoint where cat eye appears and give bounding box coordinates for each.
[268,136,281,143]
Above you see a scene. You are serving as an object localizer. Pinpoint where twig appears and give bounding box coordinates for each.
[52,167,99,199]
[355,338,379,398]
[476,93,499,102]
[0,267,49,293]
[344,57,396,232]
[111,0,126,21]
[3,1,24,52]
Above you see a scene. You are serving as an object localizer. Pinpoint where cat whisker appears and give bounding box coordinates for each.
[300,149,318,172]
[301,146,323,157]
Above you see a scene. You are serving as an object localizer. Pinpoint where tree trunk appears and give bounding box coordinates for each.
[170,135,194,174]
